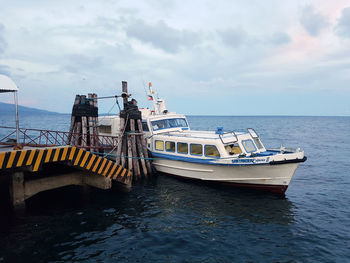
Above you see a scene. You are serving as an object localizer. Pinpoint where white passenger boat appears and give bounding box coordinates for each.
[99,83,306,194]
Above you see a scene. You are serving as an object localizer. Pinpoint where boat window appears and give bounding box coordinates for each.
[166,141,175,152]
[225,143,242,155]
[142,121,149,132]
[205,145,220,157]
[177,142,188,154]
[155,140,164,151]
[190,144,202,156]
[254,138,263,149]
[242,139,257,153]
[98,125,111,134]
[151,118,188,131]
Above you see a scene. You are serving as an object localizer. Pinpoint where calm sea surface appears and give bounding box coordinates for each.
[0,114,349,263]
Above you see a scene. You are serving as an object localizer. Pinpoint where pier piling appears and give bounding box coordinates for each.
[115,81,153,182]
[68,94,99,150]
[1,146,132,209]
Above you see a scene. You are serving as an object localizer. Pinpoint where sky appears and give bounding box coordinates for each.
[0,0,350,116]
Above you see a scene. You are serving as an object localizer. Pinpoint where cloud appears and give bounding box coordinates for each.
[300,5,329,36]
[269,32,291,45]
[218,27,248,47]
[335,6,350,38]
[218,29,290,48]
[0,23,7,54]
[0,1,349,115]
[125,19,198,53]
[0,64,11,75]
[63,54,103,74]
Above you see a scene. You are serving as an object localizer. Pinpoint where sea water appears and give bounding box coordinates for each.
[0,114,349,263]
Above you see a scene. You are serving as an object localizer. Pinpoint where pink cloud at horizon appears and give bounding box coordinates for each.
[263,2,350,70]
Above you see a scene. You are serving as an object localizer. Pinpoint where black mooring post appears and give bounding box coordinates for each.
[122,81,128,108]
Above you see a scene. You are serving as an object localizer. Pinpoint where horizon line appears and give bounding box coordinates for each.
[1,101,349,117]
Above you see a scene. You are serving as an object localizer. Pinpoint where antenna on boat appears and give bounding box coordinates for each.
[148,82,160,114]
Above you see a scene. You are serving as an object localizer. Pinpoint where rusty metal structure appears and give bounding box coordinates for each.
[0,80,153,210]
[0,126,119,150]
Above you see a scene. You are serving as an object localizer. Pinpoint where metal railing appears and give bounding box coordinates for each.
[0,126,119,149]
[218,131,239,144]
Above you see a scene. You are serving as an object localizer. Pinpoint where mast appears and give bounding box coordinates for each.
[148,82,159,114]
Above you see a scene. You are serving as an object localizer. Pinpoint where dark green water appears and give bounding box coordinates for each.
[0,115,349,262]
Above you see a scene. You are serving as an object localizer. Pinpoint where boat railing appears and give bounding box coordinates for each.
[247,128,259,138]
[0,126,119,150]
[219,131,238,144]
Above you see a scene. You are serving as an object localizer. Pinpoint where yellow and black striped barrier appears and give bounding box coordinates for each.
[0,146,132,186]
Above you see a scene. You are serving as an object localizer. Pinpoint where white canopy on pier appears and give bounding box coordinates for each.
[0,74,18,93]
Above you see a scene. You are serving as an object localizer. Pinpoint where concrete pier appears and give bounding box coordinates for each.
[0,146,132,208]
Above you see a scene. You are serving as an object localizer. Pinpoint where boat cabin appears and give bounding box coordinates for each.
[151,130,266,159]
[97,109,181,136]
[147,115,267,160]
[144,114,189,134]
[97,111,267,160]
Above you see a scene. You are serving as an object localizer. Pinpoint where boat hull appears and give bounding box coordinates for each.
[153,159,300,194]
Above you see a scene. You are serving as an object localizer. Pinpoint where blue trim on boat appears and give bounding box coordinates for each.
[204,145,221,158]
[177,142,188,154]
[165,140,176,153]
[256,151,277,156]
[151,152,270,166]
[190,143,203,157]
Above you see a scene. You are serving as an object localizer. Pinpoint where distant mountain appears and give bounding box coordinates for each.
[0,102,60,115]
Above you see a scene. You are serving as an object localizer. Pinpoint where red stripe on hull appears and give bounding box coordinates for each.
[159,172,289,195]
[218,181,288,194]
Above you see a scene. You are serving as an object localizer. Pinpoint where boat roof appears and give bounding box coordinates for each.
[156,130,245,141]
[147,113,186,121]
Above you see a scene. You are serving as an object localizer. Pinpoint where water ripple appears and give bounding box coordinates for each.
[0,115,349,262]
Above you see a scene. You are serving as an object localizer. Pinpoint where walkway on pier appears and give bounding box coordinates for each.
[0,146,132,186]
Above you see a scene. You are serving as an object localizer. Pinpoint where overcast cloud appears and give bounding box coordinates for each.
[269,32,291,46]
[335,7,350,38]
[126,19,199,53]
[0,24,7,54]
[219,27,248,47]
[0,0,349,116]
[299,5,329,36]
